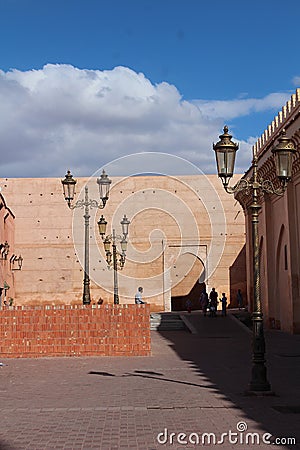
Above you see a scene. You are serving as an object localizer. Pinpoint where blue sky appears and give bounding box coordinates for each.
[0,0,299,177]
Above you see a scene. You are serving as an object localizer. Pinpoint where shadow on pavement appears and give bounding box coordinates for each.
[156,312,300,449]
[89,369,218,390]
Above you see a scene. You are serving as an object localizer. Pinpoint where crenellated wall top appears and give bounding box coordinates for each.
[254,88,300,156]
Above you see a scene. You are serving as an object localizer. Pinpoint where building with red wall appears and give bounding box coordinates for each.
[235,88,300,333]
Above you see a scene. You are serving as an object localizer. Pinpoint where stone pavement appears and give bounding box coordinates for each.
[0,310,300,450]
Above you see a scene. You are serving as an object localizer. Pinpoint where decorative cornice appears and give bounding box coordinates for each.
[235,88,300,210]
[254,88,300,157]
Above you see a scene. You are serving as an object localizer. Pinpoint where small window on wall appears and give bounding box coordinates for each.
[284,245,288,270]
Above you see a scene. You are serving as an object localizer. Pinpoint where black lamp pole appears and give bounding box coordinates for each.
[61,170,111,304]
[98,215,130,305]
[213,126,296,392]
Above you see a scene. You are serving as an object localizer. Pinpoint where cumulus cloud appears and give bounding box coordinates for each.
[0,64,290,177]
[193,93,291,120]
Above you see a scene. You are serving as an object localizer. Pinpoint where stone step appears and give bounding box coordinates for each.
[150,313,187,331]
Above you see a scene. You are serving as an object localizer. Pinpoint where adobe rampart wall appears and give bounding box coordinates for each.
[1,174,245,310]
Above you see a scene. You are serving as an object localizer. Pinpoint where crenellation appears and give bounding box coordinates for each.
[254,89,300,157]
[258,136,262,149]
[264,129,268,142]
[268,124,272,136]
[253,142,256,155]
[283,104,287,119]
[271,120,275,133]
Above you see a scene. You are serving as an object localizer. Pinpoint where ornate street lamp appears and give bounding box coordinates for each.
[98,214,130,304]
[213,126,296,393]
[272,129,296,183]
[61,170,112,305]
[213,126,239,189]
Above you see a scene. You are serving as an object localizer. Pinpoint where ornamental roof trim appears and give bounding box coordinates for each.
[254,88,300,157]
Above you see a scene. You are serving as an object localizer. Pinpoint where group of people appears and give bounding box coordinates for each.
[200,288,227,317]
[200,287,243,316]
[134,286,243,314]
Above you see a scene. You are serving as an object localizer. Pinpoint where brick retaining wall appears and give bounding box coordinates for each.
[0,304,151,358]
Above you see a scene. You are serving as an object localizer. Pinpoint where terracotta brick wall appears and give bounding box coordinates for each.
[0,304,151,358]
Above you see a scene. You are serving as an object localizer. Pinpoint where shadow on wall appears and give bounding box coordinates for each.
[171,280,205,311]
[229,244,247,308]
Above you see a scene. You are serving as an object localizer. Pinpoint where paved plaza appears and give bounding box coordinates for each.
[0,311,300,449]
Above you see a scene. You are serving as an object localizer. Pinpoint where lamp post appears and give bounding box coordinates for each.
[61,170,112,305]
[213,126,296,393]
[98,214,130,304]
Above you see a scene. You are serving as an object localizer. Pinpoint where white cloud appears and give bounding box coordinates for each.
[193,92,291,120]
[0,64,290,177]
[292,76,300,86]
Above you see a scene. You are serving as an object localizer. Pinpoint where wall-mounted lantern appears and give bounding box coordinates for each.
[10,254,23,271]
[0,241,10,260]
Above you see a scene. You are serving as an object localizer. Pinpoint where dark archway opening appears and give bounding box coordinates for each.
[171,280,206,311]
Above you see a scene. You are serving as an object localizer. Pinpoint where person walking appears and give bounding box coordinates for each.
[220,293,227,316]
[200,289,209,316]
[209,287,218,317]
[237,289,243,309]
[135,286,145,304]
